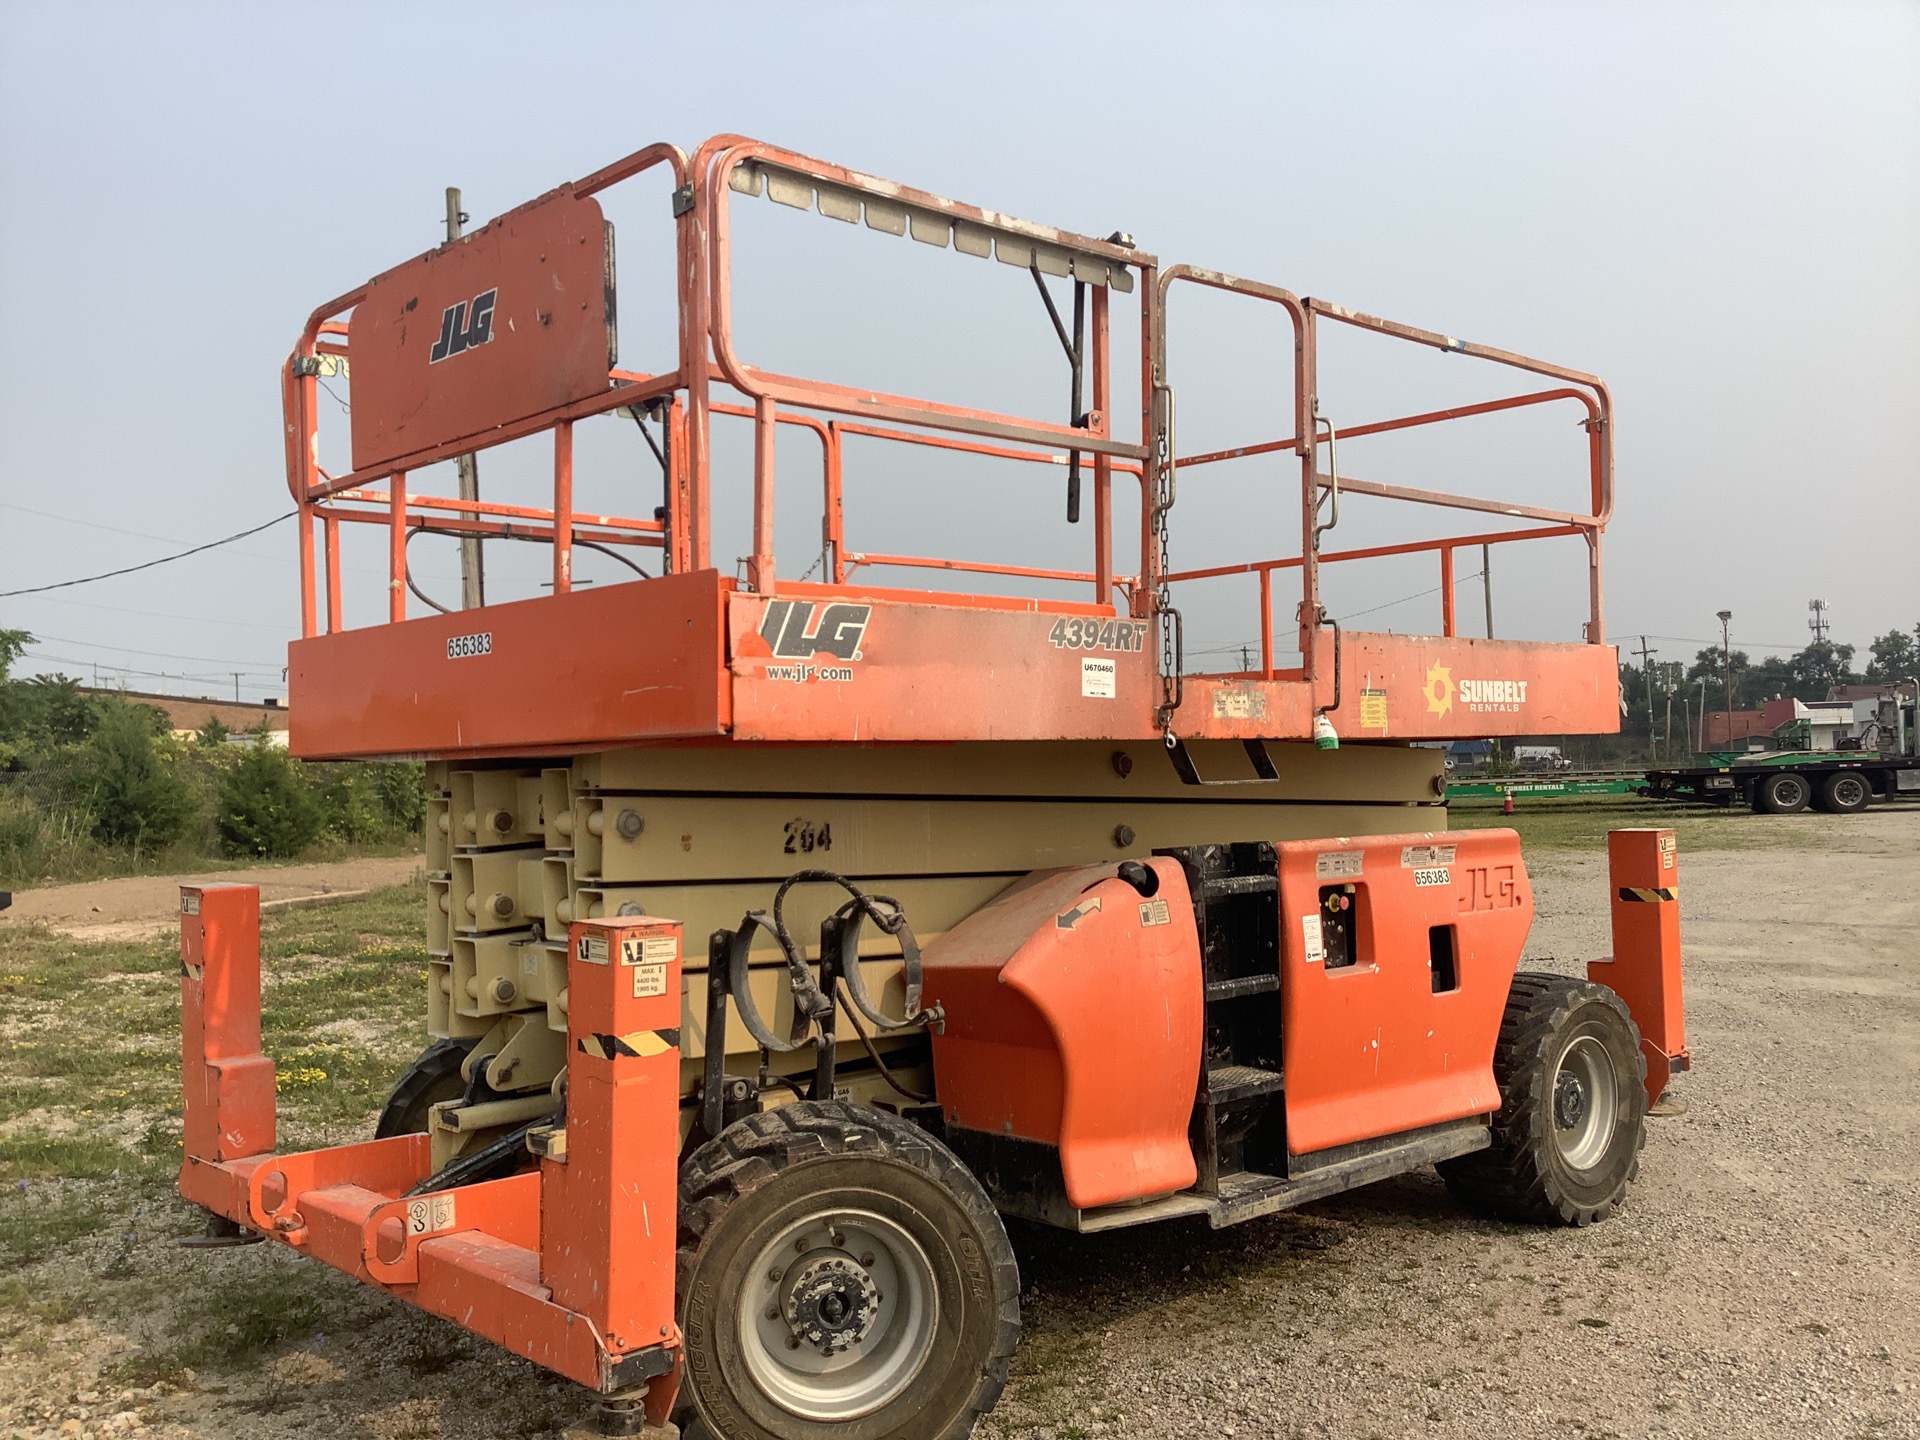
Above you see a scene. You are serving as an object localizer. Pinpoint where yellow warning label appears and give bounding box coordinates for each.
[1359,689,1389,731]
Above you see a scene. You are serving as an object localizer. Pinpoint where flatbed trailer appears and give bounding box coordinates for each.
[1642,751,1920,814]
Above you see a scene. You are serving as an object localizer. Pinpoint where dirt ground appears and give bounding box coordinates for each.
[0,856,426,941]
[1,813,1914,1440]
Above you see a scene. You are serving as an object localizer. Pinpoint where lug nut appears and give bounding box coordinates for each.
[860,1252,875,1266]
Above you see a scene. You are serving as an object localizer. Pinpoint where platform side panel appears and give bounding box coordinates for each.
[1184,636,1619,742]
[1278,831,1530,1154]
[727,594,1157,741]
[288,574,730,759]
[349,188,615,473]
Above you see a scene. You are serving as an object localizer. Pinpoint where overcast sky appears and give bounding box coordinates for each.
[2,0,1915,702]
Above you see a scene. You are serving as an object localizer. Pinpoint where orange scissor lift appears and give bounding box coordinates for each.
[177,135,1687,1439]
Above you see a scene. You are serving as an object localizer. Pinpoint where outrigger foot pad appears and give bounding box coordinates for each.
[1648,1090,1690,1118]
[178,1211,266,1249]
[565,1390,677,1439]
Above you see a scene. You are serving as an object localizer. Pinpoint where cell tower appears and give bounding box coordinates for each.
[1808,598,1831,644]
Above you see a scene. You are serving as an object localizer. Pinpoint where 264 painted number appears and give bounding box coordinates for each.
[784,820,832,855]
[1048,618,1149,652]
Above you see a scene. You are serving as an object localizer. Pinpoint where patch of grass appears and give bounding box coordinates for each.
[0,1184,106,1267]
[1447,793,1866,852]
[0,885,428,1183]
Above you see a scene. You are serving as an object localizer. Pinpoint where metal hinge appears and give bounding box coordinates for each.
[671,185,695,217]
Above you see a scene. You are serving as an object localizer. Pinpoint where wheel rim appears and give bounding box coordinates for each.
[1833,776,1867,807]
[1551,1035,1620,1171]
[737,1207,939,1422]
[1773,776,1807,808]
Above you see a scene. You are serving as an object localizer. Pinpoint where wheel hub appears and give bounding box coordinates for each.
[782,1253,880,1356]
[1554,1069,1590,1129]
[738,1209,940,1422]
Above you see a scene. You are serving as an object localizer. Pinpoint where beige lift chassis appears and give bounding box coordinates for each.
[419,737,1446,1166]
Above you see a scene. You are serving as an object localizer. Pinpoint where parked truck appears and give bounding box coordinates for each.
[1643,687,1919,814]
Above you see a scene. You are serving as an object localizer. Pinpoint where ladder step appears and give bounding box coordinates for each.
[1198,873,1279,898]
[1204,1065,1286,1104]
[1205,974,1279,1002]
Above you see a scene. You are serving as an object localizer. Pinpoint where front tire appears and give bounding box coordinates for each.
[677,1102,1020,1440]
[373,1036,476,1138]
[1440,974,1647,1226]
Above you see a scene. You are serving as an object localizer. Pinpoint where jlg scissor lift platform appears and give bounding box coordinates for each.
[177,134,1687,1439]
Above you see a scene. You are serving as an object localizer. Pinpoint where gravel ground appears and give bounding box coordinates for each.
[2,814,1913,1440]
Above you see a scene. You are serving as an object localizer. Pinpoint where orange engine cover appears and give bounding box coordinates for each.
[921,858,1202,1210]
[1278,829,1533,1154]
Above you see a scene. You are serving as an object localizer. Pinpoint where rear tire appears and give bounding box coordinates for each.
[373,1036,476,1138]
[677,1102,1020,1440]
[1756,770,1812,814]
[1440,974,1646,1226]
[1815,770,1873,814]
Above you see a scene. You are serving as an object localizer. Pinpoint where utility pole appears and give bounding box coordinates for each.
[1481,543,1494,638]
[1240,644,1252,672]
[447,187,485,610]
[230,672,242,703]
[1634,636,1659,758]
[1717,610,1734,753]
[1807,598,1829,645]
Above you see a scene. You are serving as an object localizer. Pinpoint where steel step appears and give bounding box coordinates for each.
[1204,973,1280,1003]
[1205,1119,1492,1229]
[1197,873,1279,898]
[1204,1064,1286,1104]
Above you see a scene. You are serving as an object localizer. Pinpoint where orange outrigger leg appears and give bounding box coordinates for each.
[177,883,684,1430]
[1588,828,1692,1111]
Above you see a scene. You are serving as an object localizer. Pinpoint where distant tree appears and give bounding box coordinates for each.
[196,715,232,747]
[1788,641,1857,699]
[1864,627,1919,684]
[78,701,198,851]
[1686,646,1747,710]
[0,629,28,682]
[218,746,322,859]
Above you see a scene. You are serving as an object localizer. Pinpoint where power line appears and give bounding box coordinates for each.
[18,592,291,632]
[22,649,281,686]
[0,513,295,598]
[23,630,284,669]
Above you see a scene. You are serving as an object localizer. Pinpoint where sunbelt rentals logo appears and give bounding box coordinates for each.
[1424,662,1530,717]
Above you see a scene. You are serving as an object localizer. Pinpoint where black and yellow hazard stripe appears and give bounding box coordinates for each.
[1617,886,1678,903]
[577,1028,682,1060]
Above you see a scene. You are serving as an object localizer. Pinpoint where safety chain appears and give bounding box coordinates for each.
[1151,384,1183,735]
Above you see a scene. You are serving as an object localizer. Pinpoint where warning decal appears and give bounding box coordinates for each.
[1316,850,1364,880]
[1618,886,1678,903]
[1138,898,1173,927]
[1401,844,1457,868]
[1358,689,1389,731]
[577,935,610,965]
[1301,912,1325,964]
[632,962,668,998]
[406,1194,457,1238]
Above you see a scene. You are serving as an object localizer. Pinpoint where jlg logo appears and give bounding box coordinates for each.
[428,288,497,363]
[759,600,871,662]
